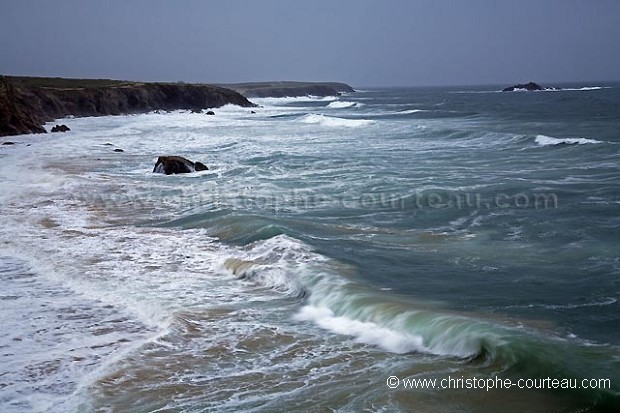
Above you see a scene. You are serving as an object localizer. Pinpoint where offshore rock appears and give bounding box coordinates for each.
[153,156,208,175]
[502,82,545,92]
[51,124,70,132]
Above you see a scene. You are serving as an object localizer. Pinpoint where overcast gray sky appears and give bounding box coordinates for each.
[1,0,619,87]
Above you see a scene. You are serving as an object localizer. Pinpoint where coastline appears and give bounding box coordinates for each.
[0,76,355,137]
[0,76,254,137]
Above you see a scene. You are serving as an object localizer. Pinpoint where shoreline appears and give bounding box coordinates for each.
[0,76,355,137]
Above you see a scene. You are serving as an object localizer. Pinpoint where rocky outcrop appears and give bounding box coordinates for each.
[153,156,208,175]
[219,81,355,98]
[51,124,70,132]
[0,76,257,137]
[502,82,545,92]
[0,76,47,136]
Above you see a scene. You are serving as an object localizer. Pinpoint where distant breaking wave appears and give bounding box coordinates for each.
[326,101,361,109]
[535,135,603,146]
[252,96,338,106]
[549,86,608,92]
[397,109,425,115]
[298,113,375,127]
[452,86,610,94]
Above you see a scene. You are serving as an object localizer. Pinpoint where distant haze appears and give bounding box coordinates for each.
[1,0,619,87]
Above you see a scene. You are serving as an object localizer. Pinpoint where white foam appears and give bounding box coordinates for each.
[535,135,603,146]
[548,86,608,92]
[504,86,609,93]
[252,95,338,106]
[396,109,425,115]
[295,305,427,354]
[298,114,375,128]
[326,101,359,109]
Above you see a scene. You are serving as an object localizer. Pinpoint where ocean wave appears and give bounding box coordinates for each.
[504,297,618,310]
[560,86,607,91]
[535,135,603,146]
[543,86,610,92]
[222,234,320,298]
[294,305,427,354]
[396,109,425,115]
[511,86,609,93]
[326,101,361,109]
[298,114,375,128]
[219,232,500,358]
[454,86,610,94]
[252,96,338,106]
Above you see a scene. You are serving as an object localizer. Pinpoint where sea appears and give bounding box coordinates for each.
[1,83,619,412]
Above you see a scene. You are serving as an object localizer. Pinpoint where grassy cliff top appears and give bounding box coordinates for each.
[4,76,354,98]
[5,76,139,89]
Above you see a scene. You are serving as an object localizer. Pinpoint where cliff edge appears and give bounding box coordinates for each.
[0,77,47,136]
[0,76,256,137]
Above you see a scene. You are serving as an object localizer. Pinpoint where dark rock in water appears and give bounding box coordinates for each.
[190,108,203,114]
[502,82,545,92]
[153,156,209,175]
[113,148,124,152]
[51,124,70,132]
[194,161,208,171]
[250,110,256,114]
[206,110,215,115]
[2,141,16,145]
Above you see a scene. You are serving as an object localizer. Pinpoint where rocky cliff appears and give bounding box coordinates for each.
[0,77,47,136]
[0,76,256,137]
[219,81,355,98]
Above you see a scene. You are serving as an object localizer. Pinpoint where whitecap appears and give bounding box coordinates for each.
[297,114,375,128]
[396,109,425,115]
[294,305,427,354]
[326,101,360,109]
[548,86,609,92]
[535,135,603,146]
[251,96,338,106]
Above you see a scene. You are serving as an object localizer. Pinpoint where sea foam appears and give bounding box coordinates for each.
[298,114,375,128]
[252,96,338,106]
[326,101,360,109]
[294,305,427,354]
[535,135,603,146]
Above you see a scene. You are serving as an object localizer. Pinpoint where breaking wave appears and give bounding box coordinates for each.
[535,135,603,146]
[252,96,338,106]
[219,232,620,410]
[298,114,375,127]
[326,101,360,109]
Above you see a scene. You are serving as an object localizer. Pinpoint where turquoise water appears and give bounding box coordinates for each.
[1,84,619,412]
